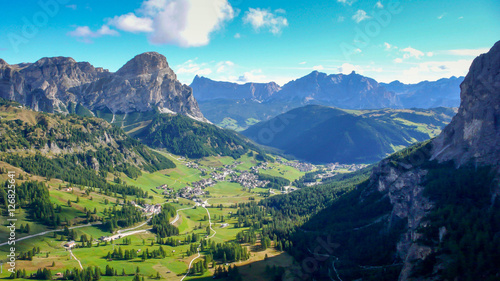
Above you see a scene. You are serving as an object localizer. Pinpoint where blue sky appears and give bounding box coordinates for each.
[1,0,499,85]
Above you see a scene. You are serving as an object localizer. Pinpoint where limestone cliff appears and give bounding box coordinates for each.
[361,40,499,280]
[0,52,205,121]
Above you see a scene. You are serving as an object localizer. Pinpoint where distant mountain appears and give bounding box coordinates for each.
[0,52,205,121]
[272,71,400,109]
[192,72,461,131]
[381,76,464,108]
[242,105,456,164]
[191,75,281,102]
[281,41,500,280]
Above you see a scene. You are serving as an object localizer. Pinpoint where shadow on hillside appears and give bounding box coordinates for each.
[187,252,293,281]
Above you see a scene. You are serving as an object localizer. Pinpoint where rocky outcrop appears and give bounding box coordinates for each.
[191,75,281,102]
[361,41,498,280]
[0,52,205,120]
[363,153,434,279]
[432,42,499,166]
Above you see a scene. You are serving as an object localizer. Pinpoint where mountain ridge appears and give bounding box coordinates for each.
[0,52,205,121]
[242,105,456,164]
[192,73,463,130]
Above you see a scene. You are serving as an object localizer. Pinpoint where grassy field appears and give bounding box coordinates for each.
[0,151,305,280]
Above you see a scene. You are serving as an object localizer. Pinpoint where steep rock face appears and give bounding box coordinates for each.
[272,71,400,109]
[0,57,106,112]
[191,75,281,102]
[432,42,499,166]
[0,52,204,120]
[365,153,435,280]
[360,42,497,280]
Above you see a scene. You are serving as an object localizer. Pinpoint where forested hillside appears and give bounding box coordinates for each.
[137,113,256,159]
[0,98,175,185]
[243,105,456,164]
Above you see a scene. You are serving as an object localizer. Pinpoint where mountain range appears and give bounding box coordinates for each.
[0,52,204,121]
[192,72,463,130]
[284,40,500,280]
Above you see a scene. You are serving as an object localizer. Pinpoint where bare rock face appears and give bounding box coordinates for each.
[432,41,499,166]
[360,41,500,280]
[191,75,282,102]
[0,52,205,121]
[363,155,434,279]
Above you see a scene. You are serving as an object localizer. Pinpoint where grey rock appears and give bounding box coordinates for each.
[362,41,499,280]
[271,71,401,109]
[432,42,499,166]
[0,52,205,120]
[191,75,281,102]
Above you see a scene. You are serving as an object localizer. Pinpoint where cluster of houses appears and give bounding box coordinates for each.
[325,163,368,172]
[177,186,205,200]
[143,204,162,214]
[229,172,269,189]
[191,178,216,189]
[275,158,316,172]
[130,201,162,214]
[210,169,235,181]
[285,161,315,172]
[185,161,209,173]
[155,184,174,195]
[250,162,271,173]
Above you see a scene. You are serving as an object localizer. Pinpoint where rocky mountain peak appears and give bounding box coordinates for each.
[432,41,499,166]
[116,52,169,76]
[33,56,77,67]
[0,52,204,121]
[0,59,8,67]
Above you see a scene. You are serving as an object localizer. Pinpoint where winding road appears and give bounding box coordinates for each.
[0,222,102,247]
[180,201,217,281]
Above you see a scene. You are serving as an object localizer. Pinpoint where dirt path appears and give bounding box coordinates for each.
[68,248,83,269]
[181,203,216,280]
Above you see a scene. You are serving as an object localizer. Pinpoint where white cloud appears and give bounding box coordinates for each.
[238,69,266,83]
[444,48,490,56]
[337,0,356,6]
[216,61,235,73]
[66,4,77,10]
[352,10,370,23]
[402,47,425,59]
[176,59,212,76]
[108,13,154,33]
[393,58,403,63]
[274,8,286,14]
[234,33,241,39]
[243,8,288,35]
[313,65,324,71]
[68,25,119,43]
[337,16,345,22]
[148,0,234,47]
[399,59,473,83]
[458,16,464,20]
[299,61,307,65]
[384,42,392,50]
[426,52,434,57]
[437,13,447,20]
[375,1,383,8]
[338,63,364,74]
